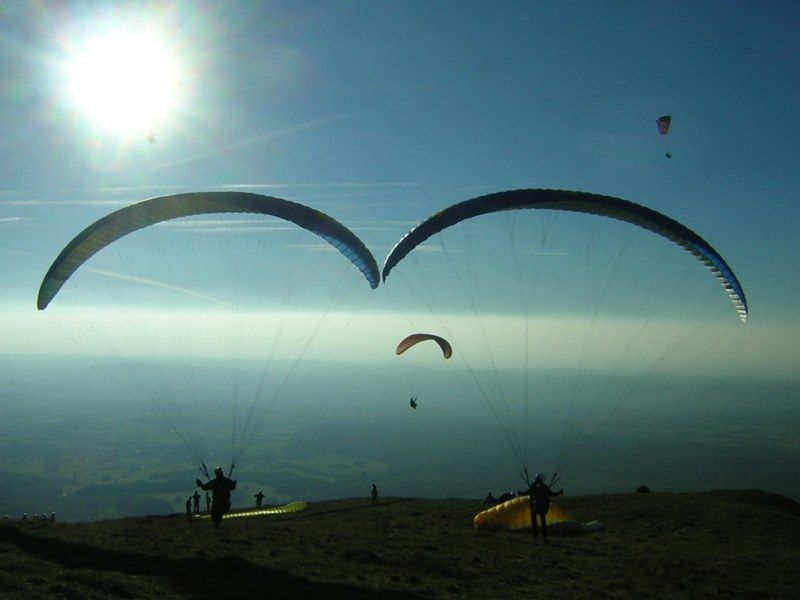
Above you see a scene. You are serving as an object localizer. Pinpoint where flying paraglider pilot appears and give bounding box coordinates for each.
[409,397,418,409]
[528,474,563,540]
[196,467,237,528]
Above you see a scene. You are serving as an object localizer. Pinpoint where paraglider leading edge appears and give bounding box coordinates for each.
[381,189,748,322]
[37,191,381,310]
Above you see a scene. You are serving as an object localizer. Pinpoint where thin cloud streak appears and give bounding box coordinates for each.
[0,199,131,207]
[286,243,337,251]
[90,185,191,194]
[158,218,284,228]
[0,184,188,198]
[85,268,231,307]
[170,227,298,234]
[515,249,570,256]
[219,182,420,190]
[148,113,369,172]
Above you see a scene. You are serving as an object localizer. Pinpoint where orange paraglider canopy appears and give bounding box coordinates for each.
[396,333,453,359]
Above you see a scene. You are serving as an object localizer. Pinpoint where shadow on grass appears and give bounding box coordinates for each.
[0,524,418,599]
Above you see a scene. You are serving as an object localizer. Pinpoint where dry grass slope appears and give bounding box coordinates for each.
[1,489,798,599]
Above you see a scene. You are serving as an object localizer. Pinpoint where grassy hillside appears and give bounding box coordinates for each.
[0,489,798,598]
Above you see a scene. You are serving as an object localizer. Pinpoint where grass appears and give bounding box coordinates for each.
[0,489,798,598]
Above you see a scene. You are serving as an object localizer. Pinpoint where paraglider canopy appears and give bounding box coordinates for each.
[382,189,747,322]
[396,333,453,359]
[657,116,672,158]
[656,115,671,136]
[37,191,381,310]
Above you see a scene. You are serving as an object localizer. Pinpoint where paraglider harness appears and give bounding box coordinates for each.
[200,462,236,480]
[198,463,237,515]
[520,468,560,489]
[520,467,561,512]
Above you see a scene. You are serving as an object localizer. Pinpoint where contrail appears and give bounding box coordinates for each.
[0,199,131,207]
[149,113,368,172]
[219,182,419,189]
[85,267,231,307]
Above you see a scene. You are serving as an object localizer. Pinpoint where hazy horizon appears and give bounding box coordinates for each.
[1,354,797,521]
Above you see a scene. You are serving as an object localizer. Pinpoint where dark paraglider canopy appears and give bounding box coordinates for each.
[38,191,381,310]
[382,189,747,322]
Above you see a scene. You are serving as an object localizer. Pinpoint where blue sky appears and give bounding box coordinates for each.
[1,1,798,377]
[0,2,800,364]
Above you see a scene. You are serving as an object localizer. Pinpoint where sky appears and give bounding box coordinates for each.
[0,1,798,498]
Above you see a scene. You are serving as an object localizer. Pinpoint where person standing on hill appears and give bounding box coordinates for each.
[371,484,378,504]
[205,492,211,512]
[196,467,237,528]
[254,490,265,508]
[192,490,201,514]
[528,473,563,541]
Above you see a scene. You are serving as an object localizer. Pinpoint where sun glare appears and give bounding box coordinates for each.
[60,27,183,136]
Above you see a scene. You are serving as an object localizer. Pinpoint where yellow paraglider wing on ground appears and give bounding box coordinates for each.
[194,501,308,521]
[473,496,570,530]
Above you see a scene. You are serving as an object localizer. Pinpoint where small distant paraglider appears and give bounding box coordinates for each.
[656,115,671,158]
[396,334,451,411]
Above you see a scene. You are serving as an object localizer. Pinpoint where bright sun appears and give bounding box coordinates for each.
[61,27,183,137]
